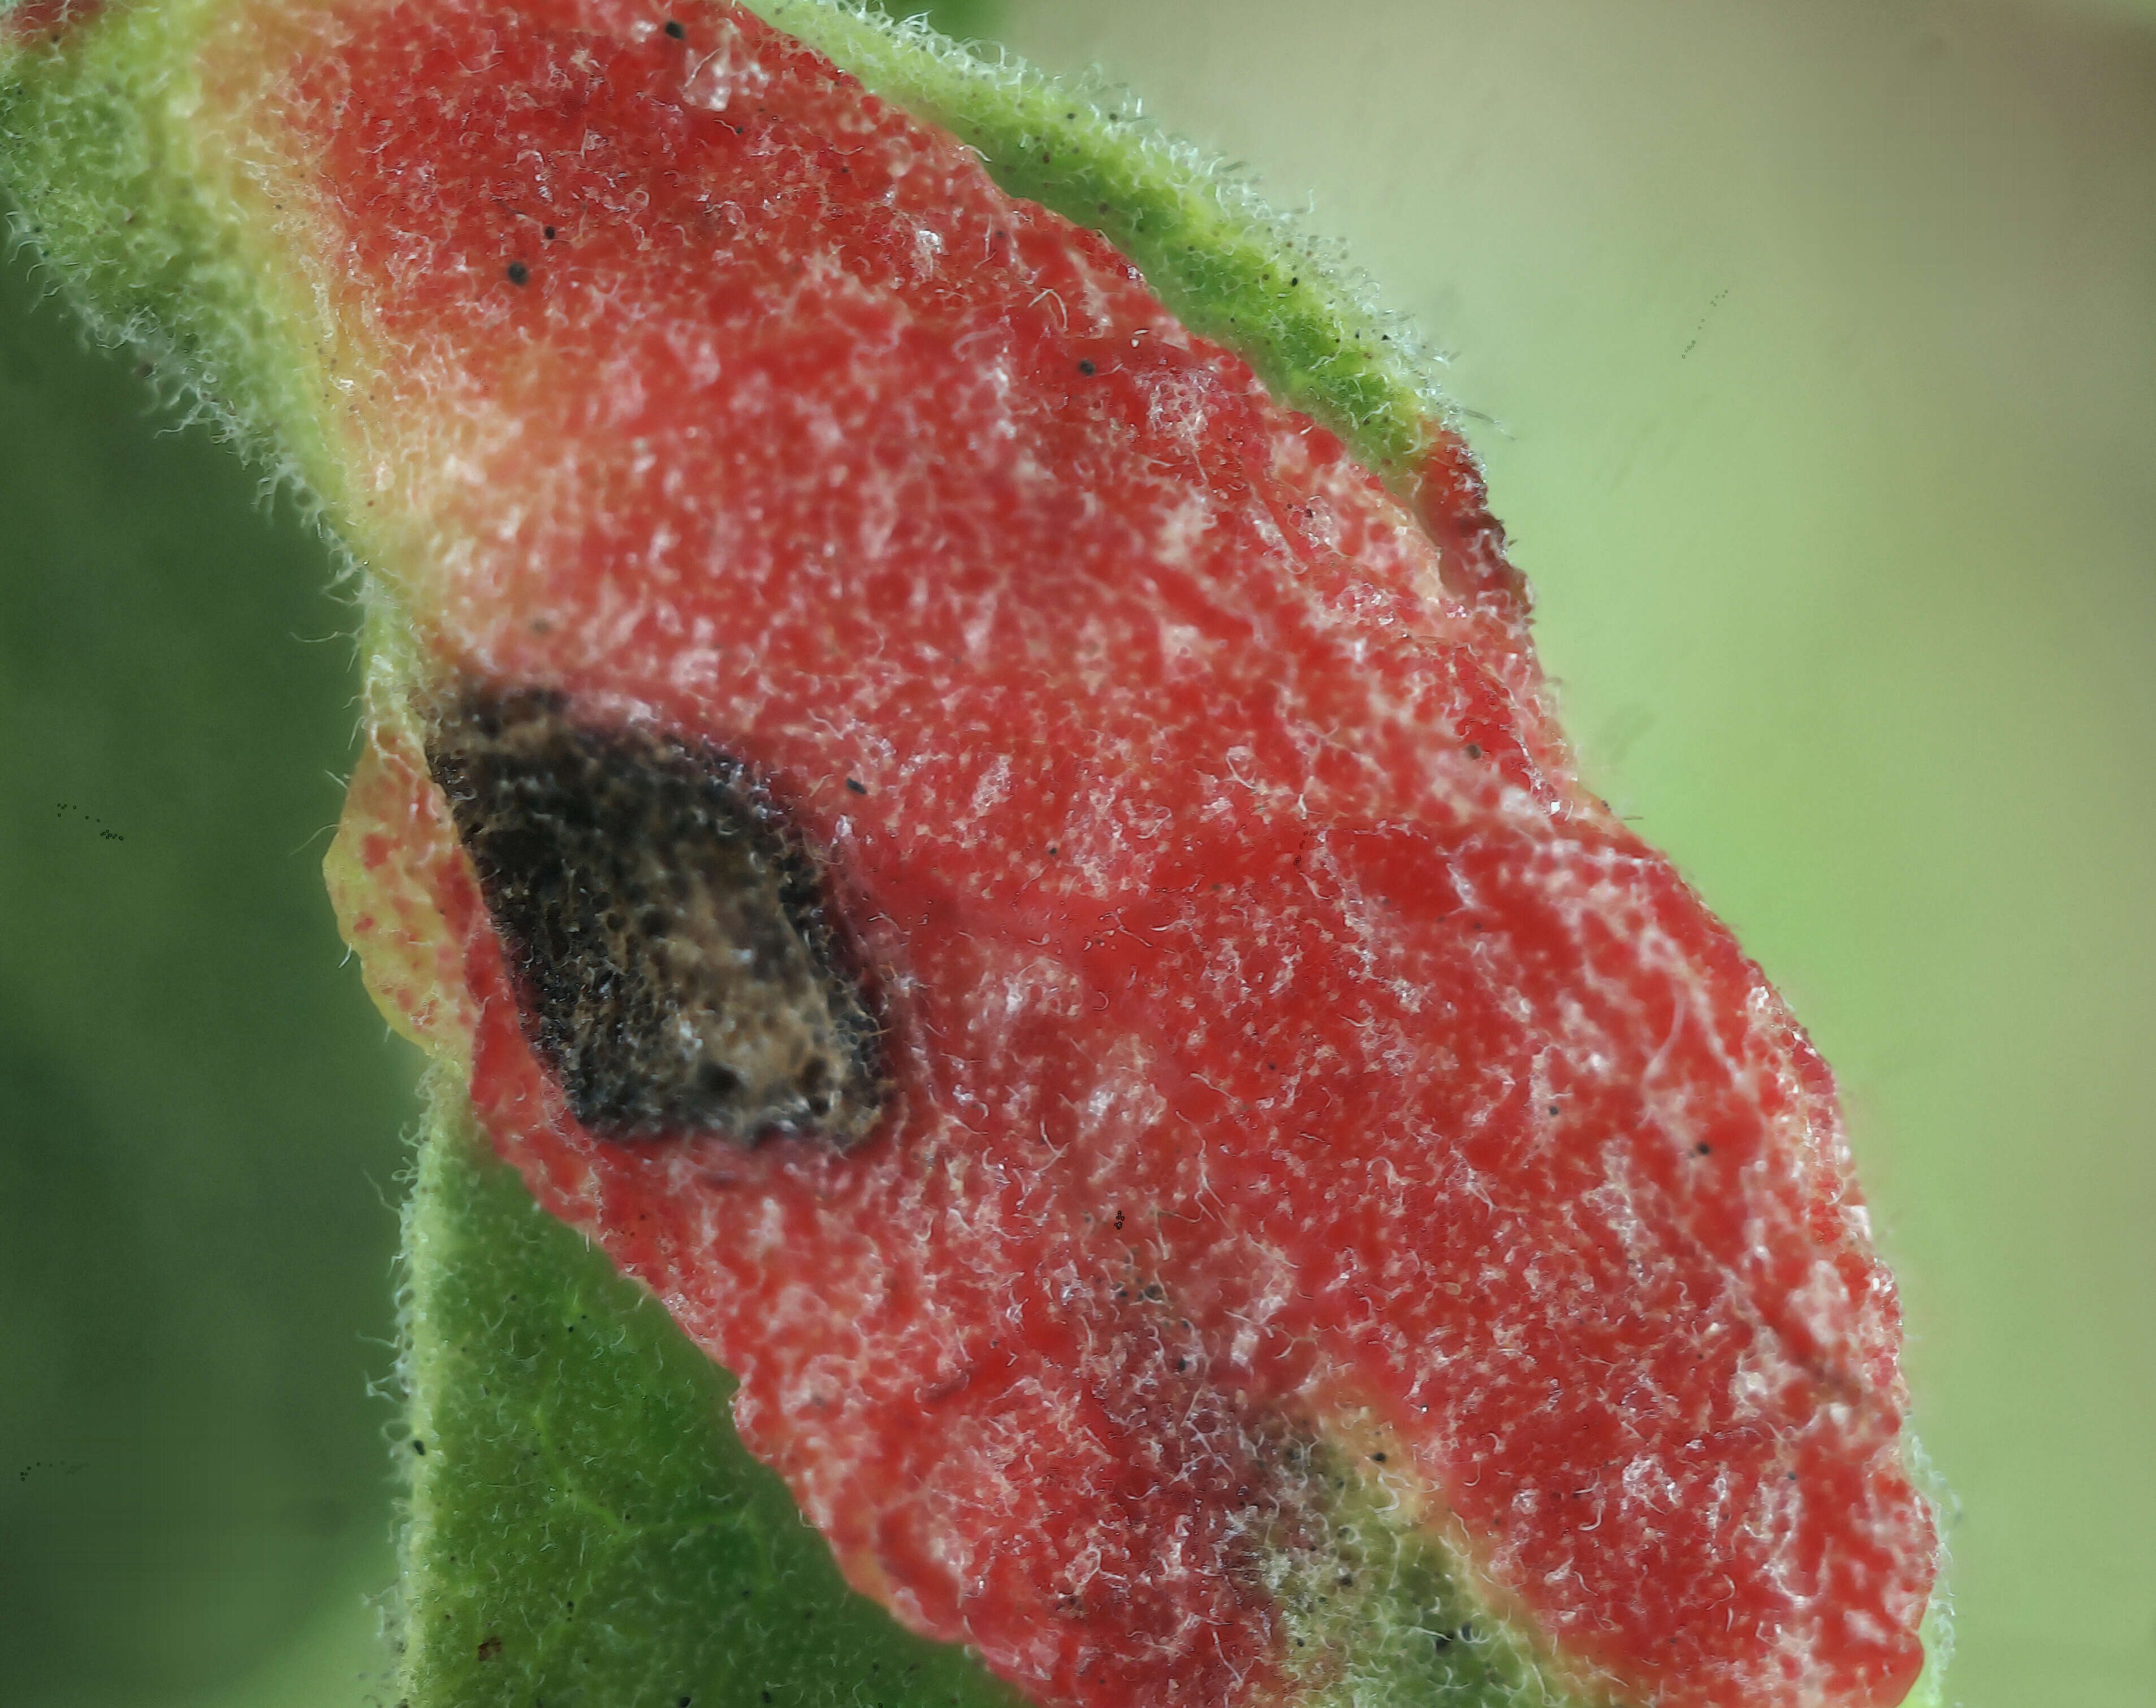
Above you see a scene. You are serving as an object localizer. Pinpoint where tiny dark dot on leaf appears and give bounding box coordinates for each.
[1077,358,1096,375]
[506,260,530,286]
[543,225,557,240]
[845,777,868,794]
[663,18,685,37]
[1465,742,1483,758]
[411,1438,426,1454]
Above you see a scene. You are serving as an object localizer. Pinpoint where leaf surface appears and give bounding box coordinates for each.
[400,1091,1029,1708]
[0,5,1944,1707]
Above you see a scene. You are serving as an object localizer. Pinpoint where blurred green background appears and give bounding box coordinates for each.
[2,1,2148,1704]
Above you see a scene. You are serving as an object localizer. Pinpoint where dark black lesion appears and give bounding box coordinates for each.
[425,686,887,1146]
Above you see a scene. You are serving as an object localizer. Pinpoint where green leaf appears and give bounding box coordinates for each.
[399,1088,1029,1708]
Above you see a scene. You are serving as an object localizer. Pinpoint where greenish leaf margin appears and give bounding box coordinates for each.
[752,0,1455,486]
[0,0,347,520]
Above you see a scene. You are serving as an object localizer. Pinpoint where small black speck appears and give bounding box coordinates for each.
[411,1439,426,1455]
[1173,1356,1188,1373]
[1465,742,1483,759]
[1289,275,1299,287]
[1548,1103,1561,1116]
[663,18,685,37]
[543,225,557,240]
[1370,1451,1387,1463]
[1077,358,1096,376]
[845,777,869,795]
[1695,1142,1713,1156]
[678,1698,692,1706]
[506,260,530,286]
